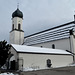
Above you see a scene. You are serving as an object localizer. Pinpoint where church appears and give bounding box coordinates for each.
[9,7,75,71]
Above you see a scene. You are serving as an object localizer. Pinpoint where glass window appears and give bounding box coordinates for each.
[18,24,21,30]
[52,44,55,49]
[41,46,43,48]
[12,24,14,30]
[47,59,52,67]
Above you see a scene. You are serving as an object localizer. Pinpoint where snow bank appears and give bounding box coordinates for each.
[0,73,18,75]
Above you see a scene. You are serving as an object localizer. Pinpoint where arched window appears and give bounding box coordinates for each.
[52,44,55,49]
[18,24,21,30]
[47,59,52,68]
[40,46,43,48]
[12,24,14,30]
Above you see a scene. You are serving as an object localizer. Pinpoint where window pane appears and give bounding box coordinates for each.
[12,24,14,30]
[52,44,55,49]
[18,24,20,30]
[47,59,52,67]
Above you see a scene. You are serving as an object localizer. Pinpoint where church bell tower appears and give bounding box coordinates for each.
[9,8,24,45]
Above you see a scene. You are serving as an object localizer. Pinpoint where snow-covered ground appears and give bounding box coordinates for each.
[0,73,18,75]
[0,64,75,75]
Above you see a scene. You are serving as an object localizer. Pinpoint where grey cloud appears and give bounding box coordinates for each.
[0,0,75,42]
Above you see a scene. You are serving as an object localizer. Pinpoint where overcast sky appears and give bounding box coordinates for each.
[0,0,75,42]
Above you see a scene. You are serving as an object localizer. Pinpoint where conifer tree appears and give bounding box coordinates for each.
[0,40,11,68]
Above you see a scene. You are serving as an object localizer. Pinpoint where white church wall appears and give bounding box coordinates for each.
[20,32,24,45]
[9,31,15,44]
[71,31,75,53]
[70,35,74,53]
[32,38,70,51]
[10,31,24,45]
[18,53,73,70]
[10,47,18,62]
[69,31,75,62]
[12,17,23,30]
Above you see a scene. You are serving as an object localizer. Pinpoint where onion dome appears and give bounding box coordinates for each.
[12,8,23,18]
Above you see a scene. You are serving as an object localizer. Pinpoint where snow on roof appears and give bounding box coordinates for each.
[12,44,71,55]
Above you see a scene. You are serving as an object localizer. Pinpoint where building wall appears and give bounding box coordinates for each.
[10,47,18,62]
[24,22,75,51]
[12,17,23,30]
[31,38,71,51]
[10,16,24,45]
[18,53,73,70]
[10,30,24,45]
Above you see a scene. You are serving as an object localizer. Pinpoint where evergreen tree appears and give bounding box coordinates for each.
[0,40,11,68]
